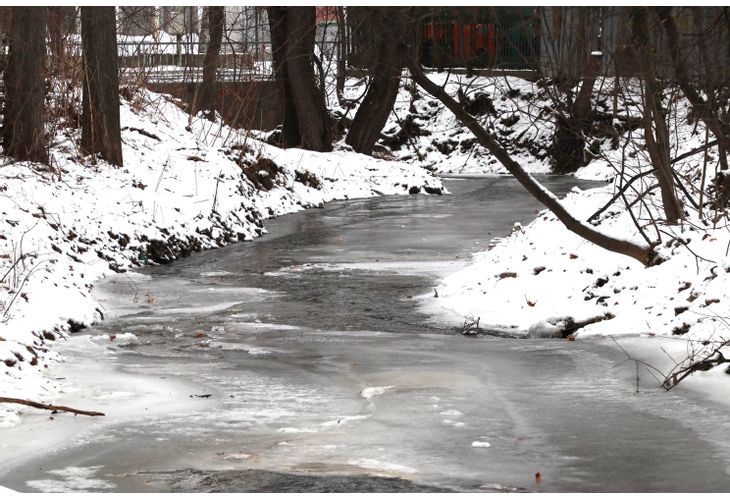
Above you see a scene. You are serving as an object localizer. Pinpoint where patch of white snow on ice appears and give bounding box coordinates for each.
[360,386,395,399]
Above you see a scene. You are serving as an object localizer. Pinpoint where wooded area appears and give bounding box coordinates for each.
[2,8,730,492]
[2,6,727,266]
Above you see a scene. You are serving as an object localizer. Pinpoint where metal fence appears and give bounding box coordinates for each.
[115,40,275,83]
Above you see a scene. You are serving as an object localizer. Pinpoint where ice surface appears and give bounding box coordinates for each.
[4,179,730,493]
[25,466,114,493]
[0,84,442,407]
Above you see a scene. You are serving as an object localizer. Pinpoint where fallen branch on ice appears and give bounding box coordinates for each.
[661,339,730,390]
[0,397,105,416]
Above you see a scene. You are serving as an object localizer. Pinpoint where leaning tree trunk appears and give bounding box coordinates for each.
[285,7,332,152]
[197,6,224,118]
[345,8,405,155]
[81,6,123,167]
[268,6,300,148]
[399,34,658,266]
[2,7,48,164]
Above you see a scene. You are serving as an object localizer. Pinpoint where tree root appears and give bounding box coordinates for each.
[0,397,105,416]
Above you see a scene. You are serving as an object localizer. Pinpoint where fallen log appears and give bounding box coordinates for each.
[528,312,615,338]
[0,397,105,417]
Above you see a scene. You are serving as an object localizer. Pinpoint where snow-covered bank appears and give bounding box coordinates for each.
[339,72,554,176]
[0,88,442,425]
[420,77,730,375]
[423,182,730,338]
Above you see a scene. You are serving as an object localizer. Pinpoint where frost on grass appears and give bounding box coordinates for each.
[0,87,441,412]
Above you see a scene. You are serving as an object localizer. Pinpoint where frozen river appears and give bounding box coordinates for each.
[3,177,730,492]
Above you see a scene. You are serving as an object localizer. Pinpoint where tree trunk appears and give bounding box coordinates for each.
[285,7,332,152]
[433,9,443,72]
[81,6,123,167]
[2,7,48,164]
[552,7,601,174]
[267,7,332,152]
[345,8,404,154]
[197,6,224,118]
[47,8,65,74]
[198,7,209,53]
[630,7,683,224]
[268,6,300,148]
[335,7,347,103]
[400,43,658,266]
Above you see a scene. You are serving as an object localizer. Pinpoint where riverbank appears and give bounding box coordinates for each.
[416,76,730,388]
[0,88,442,426]
[4,178,730,493]
[338,73,553,175]
[422,178,730,339]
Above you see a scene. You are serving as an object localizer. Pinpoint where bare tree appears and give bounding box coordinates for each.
[267,6,332,151]
[550,8,603,174]
[2,7,48,164]
[629,7,684,224]
[656,7,730,172]
[335,7,348,103]
[395,9,658,266]
[81,6,123,167]
[268,6,300,148]
[345,8,408,155]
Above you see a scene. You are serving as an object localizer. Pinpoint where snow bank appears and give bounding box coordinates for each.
[0,88,441,420]
[425,181,730,340]
[338,72,554,175]
[424,80,730,350]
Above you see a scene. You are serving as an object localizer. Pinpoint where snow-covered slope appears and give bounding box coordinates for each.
[421,79,730,350]
[423,183,730,339]
[339,73,554,175]
[0,89,442,424]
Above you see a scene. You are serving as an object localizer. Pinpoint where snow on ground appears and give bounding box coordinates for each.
[420,76,730,367]
[338,72,554,175]
[423,182,730,338]
[4,67,730,423]
[0,88,441,424]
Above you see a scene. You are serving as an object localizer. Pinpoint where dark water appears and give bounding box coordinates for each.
[3,177,730,493]
[144,468,456,492]
[145,175,589,334]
